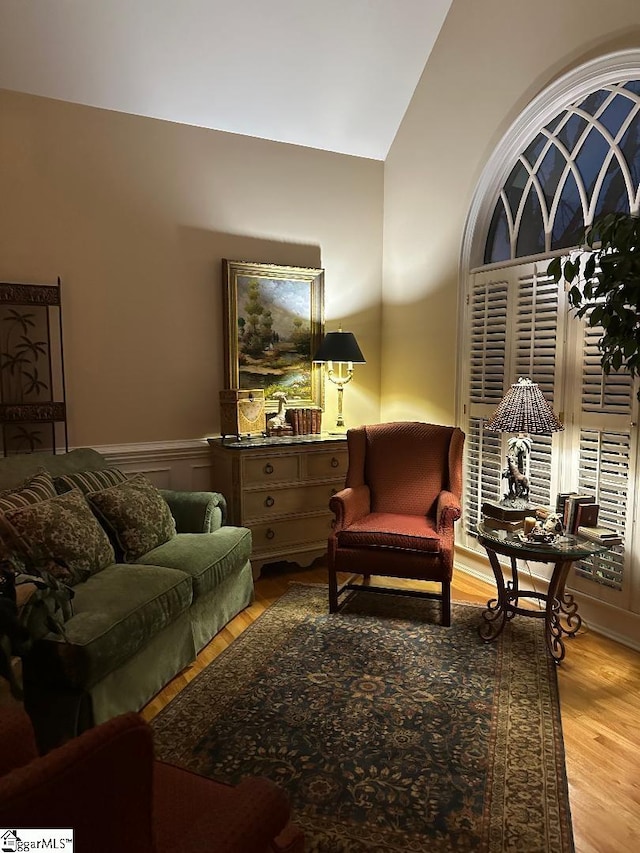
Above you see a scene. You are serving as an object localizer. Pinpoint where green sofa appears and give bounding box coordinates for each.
[0,448,253,751]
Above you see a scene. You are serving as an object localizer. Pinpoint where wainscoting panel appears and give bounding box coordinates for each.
[90,439,212,491]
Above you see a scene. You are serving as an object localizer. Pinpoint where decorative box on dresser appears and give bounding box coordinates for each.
[208,435,348,577]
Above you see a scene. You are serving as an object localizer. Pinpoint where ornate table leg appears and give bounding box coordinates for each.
[479,546,510,642]
[505,556,518,619]
[558,590,582,636]
[544,589,565,662]
[545,558,578,663]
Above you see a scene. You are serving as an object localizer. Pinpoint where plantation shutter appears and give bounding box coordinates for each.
[574,430,629,591]
[464,272,508,538]
[464,417,503,536]
[469,276,508,404]
[564,315,638,606]
[582,322,634,416]
[513,267,563,509]
[462,262,563,546]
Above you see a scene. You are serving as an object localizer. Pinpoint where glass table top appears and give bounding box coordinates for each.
[477,520,613,559]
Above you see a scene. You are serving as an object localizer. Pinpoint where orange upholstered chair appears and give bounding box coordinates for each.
[328,422,465,626]
[0,699,304,853]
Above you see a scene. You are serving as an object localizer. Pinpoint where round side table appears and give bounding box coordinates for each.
[476,521,612,663]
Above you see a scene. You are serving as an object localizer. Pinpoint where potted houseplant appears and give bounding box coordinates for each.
[547,211,640,398]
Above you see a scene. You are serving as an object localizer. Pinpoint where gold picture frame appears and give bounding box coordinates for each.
[222,260,325,412]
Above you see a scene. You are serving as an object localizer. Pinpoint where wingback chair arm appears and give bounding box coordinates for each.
[0,706,303,853]
[329,485,371,530]
[0,700,39,775]
[436,489,462,534]
[153,771,301,853]
[0,710,156,850]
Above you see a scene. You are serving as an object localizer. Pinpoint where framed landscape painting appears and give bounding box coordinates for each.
[222,260,325,412]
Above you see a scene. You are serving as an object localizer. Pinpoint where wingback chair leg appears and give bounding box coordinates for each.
[442,582,451,627]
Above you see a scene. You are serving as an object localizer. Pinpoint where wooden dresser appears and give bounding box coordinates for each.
[208,435,348,576]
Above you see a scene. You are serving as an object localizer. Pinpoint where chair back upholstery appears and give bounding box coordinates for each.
[346,422,464,517]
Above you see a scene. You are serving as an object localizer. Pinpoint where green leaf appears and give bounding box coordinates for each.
[569,285,582,306]
[547,256,561,281]
[584,255,597,281]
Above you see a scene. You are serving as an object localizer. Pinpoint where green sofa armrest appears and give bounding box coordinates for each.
[160,490,227,533]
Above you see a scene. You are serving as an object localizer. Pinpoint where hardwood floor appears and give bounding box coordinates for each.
[142,561,640,853]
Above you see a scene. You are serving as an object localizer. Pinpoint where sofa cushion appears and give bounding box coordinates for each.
[0,468,57,513]
[135,527,252,599]
[87,474,177,562]
[31,563,193,690]
[0,490,116,584]
[54,468,128,495]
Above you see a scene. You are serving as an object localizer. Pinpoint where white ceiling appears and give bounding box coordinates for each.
[0,0,452,161]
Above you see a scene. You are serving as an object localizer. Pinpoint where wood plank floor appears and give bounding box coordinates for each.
[142,561,640,853]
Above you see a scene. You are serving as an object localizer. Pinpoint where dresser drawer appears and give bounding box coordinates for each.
[306,449,348,480]
[251,514,334,551]
[243,454,299,485]
[244,481,342,521]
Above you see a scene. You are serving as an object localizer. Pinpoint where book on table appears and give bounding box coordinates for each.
[564,494,596,533]
[556,492,578,515]
[481,500,531,522]
[574,502,599,529]
[577,525,623,545]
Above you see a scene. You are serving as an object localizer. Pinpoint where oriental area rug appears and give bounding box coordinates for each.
[151,584,574,852]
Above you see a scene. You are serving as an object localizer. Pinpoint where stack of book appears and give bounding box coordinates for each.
[481,500,527,531]
[285,407,322,435]
[576,526,623,546]
[557,493,599,533]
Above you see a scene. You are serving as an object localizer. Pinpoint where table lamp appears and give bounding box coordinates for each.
[485,377,564,506]
[313,327,366,434]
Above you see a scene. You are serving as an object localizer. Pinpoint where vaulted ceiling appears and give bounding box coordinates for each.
[0,0,452,160]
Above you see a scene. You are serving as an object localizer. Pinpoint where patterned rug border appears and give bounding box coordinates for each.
[152,583,574,853]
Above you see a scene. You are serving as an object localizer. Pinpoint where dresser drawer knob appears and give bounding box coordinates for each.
[264,462,274,475]
[266,528,276,540]
[330,457,339,468]
[265,495,275,507]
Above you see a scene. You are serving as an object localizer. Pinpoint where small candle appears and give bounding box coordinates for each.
[524,516,537,535]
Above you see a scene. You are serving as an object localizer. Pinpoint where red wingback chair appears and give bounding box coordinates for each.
[0,699,304,853]
[328,422,465,626]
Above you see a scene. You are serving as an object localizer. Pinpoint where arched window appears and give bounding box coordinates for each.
[484,79,640,265]
[459,51,640,624]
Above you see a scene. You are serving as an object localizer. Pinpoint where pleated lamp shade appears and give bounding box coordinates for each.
[485,378,564,435]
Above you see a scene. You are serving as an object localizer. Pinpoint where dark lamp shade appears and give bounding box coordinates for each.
[485,378,564,435]
[313,331,366,363]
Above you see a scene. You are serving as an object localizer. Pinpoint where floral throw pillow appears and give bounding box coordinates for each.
[87,473,176,562]
[0,468,57,514]
[0,489,116,584]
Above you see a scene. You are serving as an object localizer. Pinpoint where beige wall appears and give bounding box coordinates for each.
[382,0,640,426]
[0,90,383,445]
